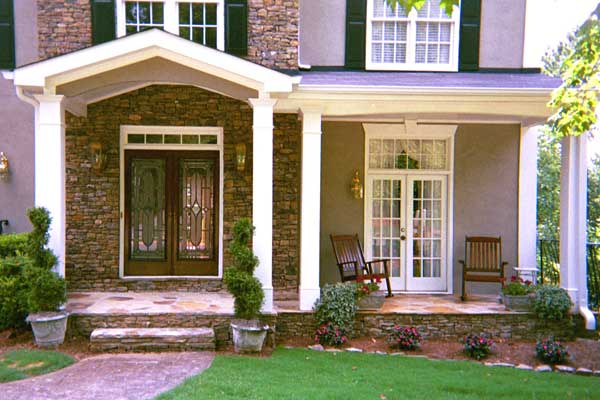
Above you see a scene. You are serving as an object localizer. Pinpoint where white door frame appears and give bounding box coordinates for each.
[363,123,456,294]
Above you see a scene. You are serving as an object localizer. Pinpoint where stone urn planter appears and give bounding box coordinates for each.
[231,320,269,353]
[357,292,386,310]
[26,311,69,346]
[502,294,534,312]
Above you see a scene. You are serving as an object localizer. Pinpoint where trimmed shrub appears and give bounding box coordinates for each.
[0,256,34,329]
[387,326,422,350]
[0,233,29,258]
[463,334,494,360]
[536,337,568,364]
[314,283,357,329]
[223,218,264,320]
[313,283,357,346]
[533,286,573,321]
[26,268,67,314]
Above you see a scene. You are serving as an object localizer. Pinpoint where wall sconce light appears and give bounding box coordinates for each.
[235,143,247,172]
[0,152,9,181]
[350,170,363,199]
[89,142,107,172]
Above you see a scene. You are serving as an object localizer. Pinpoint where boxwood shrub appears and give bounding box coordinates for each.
[533,286,573,321]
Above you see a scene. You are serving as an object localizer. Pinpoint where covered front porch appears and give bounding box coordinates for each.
[5,30,595,330]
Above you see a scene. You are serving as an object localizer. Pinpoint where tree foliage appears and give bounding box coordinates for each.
[385,0,459,16]
[536,131,562,241]
[544,4,600,138]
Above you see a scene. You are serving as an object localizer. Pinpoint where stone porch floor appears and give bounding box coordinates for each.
[66,291,510,315]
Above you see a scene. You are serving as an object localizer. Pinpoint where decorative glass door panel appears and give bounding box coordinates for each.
[125,150,219,276]
[129,158,167,261]
[407,176,446,291]
[367,176,406,289]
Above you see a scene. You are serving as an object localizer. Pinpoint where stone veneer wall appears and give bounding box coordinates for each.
[65,85,300,295]
[247,0,299,70]
[68,311,577,349]
[35,1,298,69]
[37,0,92,59]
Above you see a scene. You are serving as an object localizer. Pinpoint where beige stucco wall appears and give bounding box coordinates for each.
[320,122,365,284]
[479,0,526,69]
[300,0,527,69]
[299,0,346,67]
[0,0,38,233]
[319,122,520,294]
[453,124,520,294]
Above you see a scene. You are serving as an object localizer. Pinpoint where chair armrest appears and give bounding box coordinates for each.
[366,259,390,266]
[338,261,358,266]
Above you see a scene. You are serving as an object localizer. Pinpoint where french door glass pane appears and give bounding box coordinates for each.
[371,178,402,277]
[411,178,443,278]
[129,159,166,260]
[179,159,215,260]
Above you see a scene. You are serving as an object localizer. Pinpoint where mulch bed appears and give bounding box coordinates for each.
[3,329,599,370]
[281,336,600,370]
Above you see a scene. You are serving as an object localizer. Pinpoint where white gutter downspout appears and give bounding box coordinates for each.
[580,306,596,330]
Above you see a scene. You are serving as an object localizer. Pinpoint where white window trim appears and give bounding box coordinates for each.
[116,0,225,51]
[119,125,225,280]
[363,123,456,294]
[365,1,461,71]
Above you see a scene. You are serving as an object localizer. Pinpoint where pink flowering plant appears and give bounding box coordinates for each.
[501,276,536,296]
[463,334,494,360]
[314,322,348,347]
[355,275,381,300]
[387,326,422,350]
[536,337,568,364]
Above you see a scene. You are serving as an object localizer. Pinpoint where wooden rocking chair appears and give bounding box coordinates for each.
[330,234,393,297]
[460,236,508,301]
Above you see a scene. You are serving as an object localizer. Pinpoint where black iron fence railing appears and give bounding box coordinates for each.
[537,239,600,308]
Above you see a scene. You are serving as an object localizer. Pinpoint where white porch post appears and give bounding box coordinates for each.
[33,94,66,277]
[249,97,276,313]
[560,134,596,329]
[518,125,539,269]
[299,108,323,311]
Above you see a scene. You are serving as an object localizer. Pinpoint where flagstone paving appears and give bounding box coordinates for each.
[0,352,214,400]
[67,291,509,315]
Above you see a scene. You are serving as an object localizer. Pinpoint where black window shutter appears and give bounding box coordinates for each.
[345,0,366,69]
[0,0,15,69]
[225,0,248,56]
[91,0,116,45]
[458,0,481,71]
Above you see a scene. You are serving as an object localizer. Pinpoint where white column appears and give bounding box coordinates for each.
[299,108,323,311]
[559,134,593,321]
[249,97,276,313]
[518,125,539,269]
[33,94,66,277]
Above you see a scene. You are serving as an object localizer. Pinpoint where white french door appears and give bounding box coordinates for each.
[366,174,447,292]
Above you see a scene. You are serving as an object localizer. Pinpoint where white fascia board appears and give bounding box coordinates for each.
[12,30,293,93]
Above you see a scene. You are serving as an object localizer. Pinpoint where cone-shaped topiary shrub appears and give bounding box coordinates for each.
[223,218,264,320]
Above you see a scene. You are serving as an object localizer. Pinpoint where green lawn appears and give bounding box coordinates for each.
[157,348,600,400]
[0,349,75,383]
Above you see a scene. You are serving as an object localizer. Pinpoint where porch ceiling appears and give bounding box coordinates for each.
[10,29,294,99]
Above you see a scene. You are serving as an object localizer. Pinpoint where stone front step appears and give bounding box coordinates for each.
[90,328,215,352]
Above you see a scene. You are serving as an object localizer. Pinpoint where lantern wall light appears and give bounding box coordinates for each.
[350,170,363,199]
[235,143,247,172]
[0,152,9,181]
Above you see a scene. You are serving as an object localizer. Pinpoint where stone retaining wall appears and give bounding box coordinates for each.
[69,311,577,350]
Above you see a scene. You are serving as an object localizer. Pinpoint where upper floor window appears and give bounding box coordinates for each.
[117,0,224,50]
[366,0,460,71]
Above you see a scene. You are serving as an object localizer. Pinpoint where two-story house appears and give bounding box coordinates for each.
[0,0,593,326]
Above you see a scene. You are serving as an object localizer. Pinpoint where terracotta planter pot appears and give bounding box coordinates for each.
[357,292,386,310]
[502,294,534,312]
[231,320,269,353]
[26,311,68,346]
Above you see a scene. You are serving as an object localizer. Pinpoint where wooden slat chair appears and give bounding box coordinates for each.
[460,236,508,301]
[330,234,393,297]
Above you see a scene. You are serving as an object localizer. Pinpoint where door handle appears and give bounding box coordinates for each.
[400,235,407,241]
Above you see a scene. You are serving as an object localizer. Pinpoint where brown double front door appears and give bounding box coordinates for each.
[124,150,219,276]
